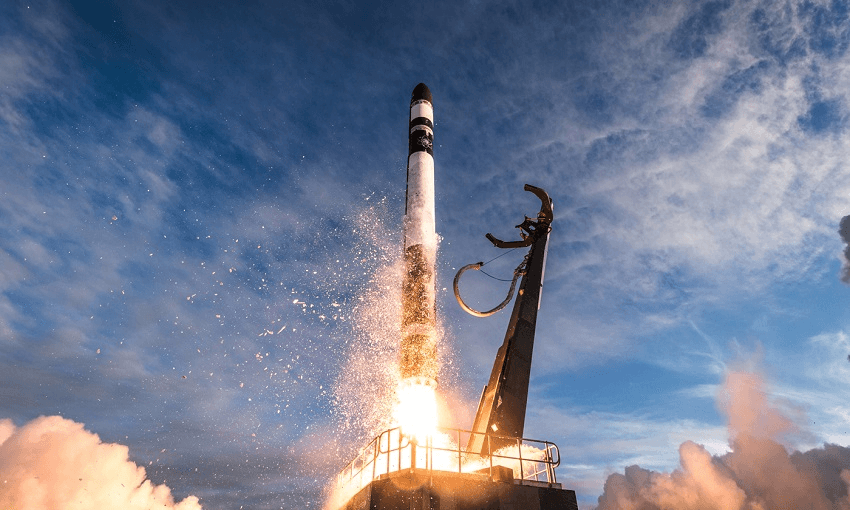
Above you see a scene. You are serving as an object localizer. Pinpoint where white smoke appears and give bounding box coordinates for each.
[0,415,201,510]
[595,371,850,510]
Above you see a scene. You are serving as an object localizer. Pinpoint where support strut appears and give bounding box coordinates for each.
[464,184,553,457]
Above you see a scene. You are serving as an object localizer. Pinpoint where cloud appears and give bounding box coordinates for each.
[0,415,201,509]
[0,3,72,130]
[502,0,850,293]
[594,369,850,510]
[0,5,363,506]
[434,0,850,372]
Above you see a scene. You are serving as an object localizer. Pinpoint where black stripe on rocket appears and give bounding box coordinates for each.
[409,115,434,156]
[408,83,434,156]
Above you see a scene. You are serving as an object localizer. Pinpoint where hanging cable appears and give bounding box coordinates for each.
[480,247,519,266]
[453,252,530,317]
[453,184,553,319]
[479,269,513,282]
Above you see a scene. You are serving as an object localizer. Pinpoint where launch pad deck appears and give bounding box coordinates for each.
[341,469,578,510]
[333,426,578,510]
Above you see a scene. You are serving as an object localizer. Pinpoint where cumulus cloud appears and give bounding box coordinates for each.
[595,370,850,510]
[0,415,201,510]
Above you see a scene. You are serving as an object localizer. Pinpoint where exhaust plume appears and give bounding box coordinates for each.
[0,415,201,510]
[595,370,850,510]
[840,215,850,284]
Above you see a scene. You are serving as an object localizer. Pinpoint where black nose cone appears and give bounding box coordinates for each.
[411,83,432,104]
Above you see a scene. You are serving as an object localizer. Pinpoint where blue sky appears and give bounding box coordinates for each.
[2,0,850,508]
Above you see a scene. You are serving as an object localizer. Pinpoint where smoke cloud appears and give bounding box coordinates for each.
[595,371,850,510]
[0,415,201,510]
[840,215,850,284]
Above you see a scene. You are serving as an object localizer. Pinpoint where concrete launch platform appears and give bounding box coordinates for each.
[332,427,577,510]
[340,468,578,510]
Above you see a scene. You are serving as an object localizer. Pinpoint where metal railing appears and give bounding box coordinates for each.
[336,426,560,496]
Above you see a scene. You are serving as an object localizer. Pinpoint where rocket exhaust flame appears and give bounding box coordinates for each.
[393,377,438,443]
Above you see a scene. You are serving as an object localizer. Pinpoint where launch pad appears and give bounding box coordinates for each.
[334,427,577,510]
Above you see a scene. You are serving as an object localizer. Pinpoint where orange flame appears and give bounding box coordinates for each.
[393,377,438,442]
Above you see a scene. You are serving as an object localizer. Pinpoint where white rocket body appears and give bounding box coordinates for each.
[400,84,438,382]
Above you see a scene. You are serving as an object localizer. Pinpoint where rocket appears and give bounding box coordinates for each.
[400,83,438,384]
